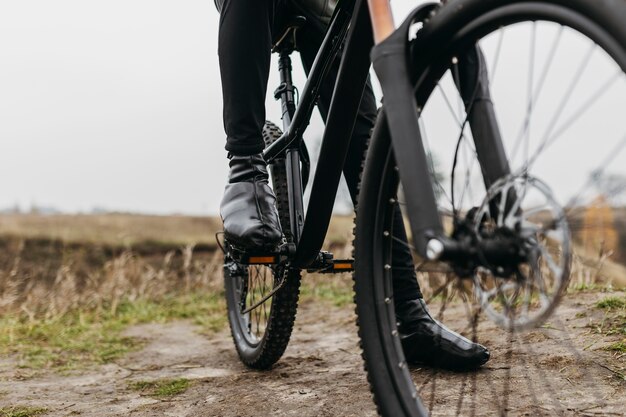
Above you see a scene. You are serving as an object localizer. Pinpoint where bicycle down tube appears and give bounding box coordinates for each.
[265,0,513,267]
[263,0,375,268]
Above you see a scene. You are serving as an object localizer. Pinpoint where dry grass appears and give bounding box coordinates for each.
[0,213,355,317]
[0,242,224,318]
[0,214,356,372]
[0,212,623,373]
[0,217,227,371]
[570,245,626,289]
[0,213,221,249]
[0,212,623,320]
[0,213,354,250]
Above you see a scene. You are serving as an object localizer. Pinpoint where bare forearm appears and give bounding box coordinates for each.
[367,0,395,43]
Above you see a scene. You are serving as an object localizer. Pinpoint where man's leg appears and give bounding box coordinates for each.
[218,0,282,250]
[218,0,273,155]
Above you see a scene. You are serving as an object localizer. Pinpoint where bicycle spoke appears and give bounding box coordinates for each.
[415,262,453,274]
[458,138,479,209]
[510,25,563,163]
[437,83,463,127]
[559,132,626,223]
[423,273,453,303]
[526,70,624,172]
[505,180,529,226]
[539,245,563,279]
[515,330,567,415]
[391,234,416,252]
[521,268,536,319]
[547,71,623,147]
[550,316,609,409]
[262,271,267,327]
[488,27,505,86]
[497,181,513,226]
[242,265,275,340]
[452,60,465,122]
[521,204,552,220]
[454,372,469,416]
[365,11,625,416]
[520,42,595,172]
[524,22,537,166]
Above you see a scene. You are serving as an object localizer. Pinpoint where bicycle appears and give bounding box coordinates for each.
[218,0,626,415]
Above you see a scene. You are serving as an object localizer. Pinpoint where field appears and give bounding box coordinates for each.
[0,214,624,416]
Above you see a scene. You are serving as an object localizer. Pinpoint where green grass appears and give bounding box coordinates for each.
[605,340,626,353]
[596,296,626,310]
[0,407,47,417]
[0,293,226,372]
[129,378,191,397]
[570,283,602,292]
[301,276,354,308]
[588,295,626,337]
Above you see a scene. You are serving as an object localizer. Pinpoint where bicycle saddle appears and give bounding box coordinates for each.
[272,15,307,52]
[213,0,337,31]
[272,0,337,51]
[297,0,337,26]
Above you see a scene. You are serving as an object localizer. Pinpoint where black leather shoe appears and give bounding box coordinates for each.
[220,154,283,251]
[396,298,490,370]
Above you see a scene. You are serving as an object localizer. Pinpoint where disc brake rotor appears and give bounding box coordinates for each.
[472,175,572,331]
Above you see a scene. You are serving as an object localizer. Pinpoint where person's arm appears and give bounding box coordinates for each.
[367,0,394,43]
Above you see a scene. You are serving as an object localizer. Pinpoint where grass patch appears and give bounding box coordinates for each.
[596,296,626,310]
[301,275,353,308]
[605,340,626,353]
[570,283,602,292]
[0,293,226,372]
[587,295,626,336]
[129,378,191,397]
[0,407,47,417]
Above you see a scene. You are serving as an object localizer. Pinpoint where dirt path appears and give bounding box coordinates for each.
[0,293,624,416]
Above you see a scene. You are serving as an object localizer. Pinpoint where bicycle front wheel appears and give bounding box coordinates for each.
[355,0,626,415]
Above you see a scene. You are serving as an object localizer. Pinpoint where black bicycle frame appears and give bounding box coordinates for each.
[264,0,512,268]
[264,0,372,268]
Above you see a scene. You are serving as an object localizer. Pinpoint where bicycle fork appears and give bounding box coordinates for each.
[371,4,513,262]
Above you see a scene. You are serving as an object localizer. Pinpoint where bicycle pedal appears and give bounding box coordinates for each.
[246,254,280,265]
[307,258,354,274]
[227,242,294,265]
[230,248,280,265]
[330,259,354,273]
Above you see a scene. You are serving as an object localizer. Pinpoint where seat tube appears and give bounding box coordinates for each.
[286,149,305,245]
[277,51,297,132]
[275,50,305,244]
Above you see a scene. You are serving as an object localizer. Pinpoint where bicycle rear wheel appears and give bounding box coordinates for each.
[355,0,626,415]
[223,121,301,369]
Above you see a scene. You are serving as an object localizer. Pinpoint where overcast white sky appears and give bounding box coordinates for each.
[0,1,436,215]
[0,1,624,215]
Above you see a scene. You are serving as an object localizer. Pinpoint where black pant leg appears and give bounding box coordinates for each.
[296,19,423,301]
[218,0,275,156]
